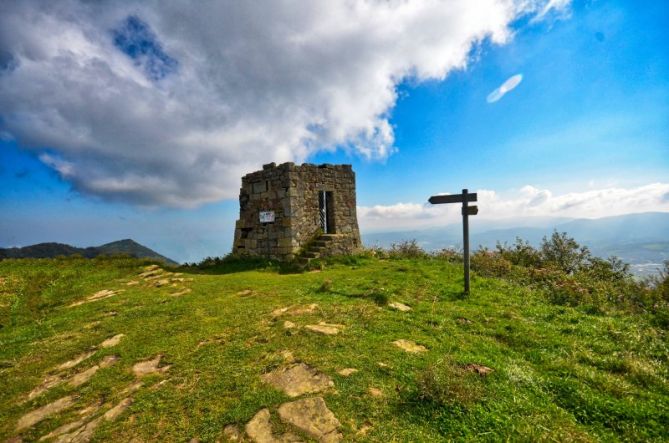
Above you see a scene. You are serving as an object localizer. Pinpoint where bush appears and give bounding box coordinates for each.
[471,249,512,278]
[541,231,591,274]
[496,237,542,268]
[387,239,428,259]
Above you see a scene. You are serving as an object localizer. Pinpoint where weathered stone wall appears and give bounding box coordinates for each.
[232,162,361,260]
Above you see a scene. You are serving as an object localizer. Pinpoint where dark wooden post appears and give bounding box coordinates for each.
[462,189,470,294]
[428,189,478,295]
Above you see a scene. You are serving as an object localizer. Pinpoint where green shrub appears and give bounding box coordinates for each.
[471,249,512,278]
[387,240,428,259]
[496,237,542,268]
[540,231,591,274]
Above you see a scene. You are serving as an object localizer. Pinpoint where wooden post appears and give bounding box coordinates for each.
[462,188,470,295]
[428,189,478,295]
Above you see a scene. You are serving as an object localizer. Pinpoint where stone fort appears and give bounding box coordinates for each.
[232,162,361,261]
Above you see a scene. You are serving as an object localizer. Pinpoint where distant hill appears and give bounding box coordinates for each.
[0,239,177,265]
[363,212,669,276]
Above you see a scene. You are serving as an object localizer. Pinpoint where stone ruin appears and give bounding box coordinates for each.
[233,162,361,261]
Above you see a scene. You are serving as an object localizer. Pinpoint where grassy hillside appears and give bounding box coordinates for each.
[0,256,667,442]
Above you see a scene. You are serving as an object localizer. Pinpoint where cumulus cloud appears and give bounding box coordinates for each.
[486,73,523,103]
[0,0,568,207]
[358,183,669,231]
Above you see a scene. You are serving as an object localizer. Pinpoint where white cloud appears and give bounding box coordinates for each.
[486,73,523,103]
[0,1,569,207]
[358,183,669,231]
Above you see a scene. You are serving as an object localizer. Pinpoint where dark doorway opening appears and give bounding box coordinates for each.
[318,191,335,234]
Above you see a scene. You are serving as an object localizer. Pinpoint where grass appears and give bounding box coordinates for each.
[0,255,667,441]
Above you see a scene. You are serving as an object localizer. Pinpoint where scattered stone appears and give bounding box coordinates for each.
[456,317,473,325]
[356,422,373,437]
[377,362,390,369]
[223,424,242,441]
[126,280,140,286]
[170,288,192,297]
[277,397,342,442]
[463,364,494,376]
[245,408,301,443]
[39,417,89,441]
[58,351,96,371]
[392,339,427,354]
[16,396,75,431]
[290,304,319,315]
[83,321,101,330]
[283,321,296,329]
[236,289,253,296]
[304,322,343,336]
[143,265,160,271]
[388,302,412,312]
[132,355,170,377]
[280,350,295,363]
[104,311,117,317]
[367,388,383,398]
[100,334,125,348]
[262,363,333,397]
[337,368,358,377]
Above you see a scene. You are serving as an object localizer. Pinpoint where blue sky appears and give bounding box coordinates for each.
[1,0,668,262]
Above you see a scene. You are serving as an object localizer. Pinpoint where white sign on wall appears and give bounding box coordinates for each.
[259,211,275,223]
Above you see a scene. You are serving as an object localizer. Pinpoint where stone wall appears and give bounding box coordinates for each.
[232,162,361,260]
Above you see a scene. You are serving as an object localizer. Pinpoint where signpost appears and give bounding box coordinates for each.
[428,189,478,294]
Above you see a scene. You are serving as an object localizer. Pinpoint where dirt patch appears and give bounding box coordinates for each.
[304,322,343,336]
[463,363,493,376]
[367,387,383,398]
[392,339,427,354]
[277,397,342,442]
[337,368,358,377]
[100,334,125,348]
[132,355,170,377]
[262,363,333,398]
[245,408,301,443]
[16,395,75,431]
[388,302,412,312]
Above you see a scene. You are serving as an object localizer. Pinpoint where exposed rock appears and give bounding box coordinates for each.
[337,368,358,377]
[283,321,296,329]
[16,396,75,431]
[304,322,343,336]
[277,397,342,442]
[126,280,140,286]
[54,398,132,443]
[280,350,295,363]
[222,424,242,441]
[100,334,125,348]
[70,289,124,307]
[236,289,253,296]
[245,409,301,443]
[170,288,192,297]
[132,355,170,377]
[67,355,118,388]
[388,302,412,312]
[273,304,319,317]
[28,374,64,400]
[262,363,333,397]
[39,417,89,441]
[58,351,96,371]
[456,317,473,325]
[463,364,494,376]
[392,339,427,354]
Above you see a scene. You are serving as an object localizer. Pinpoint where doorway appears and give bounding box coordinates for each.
[318,191,335,234]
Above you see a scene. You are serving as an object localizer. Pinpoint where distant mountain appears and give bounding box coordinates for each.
[363,212,669,276]
[0,239,177,265]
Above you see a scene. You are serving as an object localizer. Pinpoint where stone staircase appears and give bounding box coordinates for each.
[297,234,339,267]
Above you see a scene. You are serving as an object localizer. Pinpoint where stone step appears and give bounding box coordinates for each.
[318,235,336,242]
[313,241,329,248]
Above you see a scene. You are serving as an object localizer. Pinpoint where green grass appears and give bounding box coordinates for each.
[1,256,667,442]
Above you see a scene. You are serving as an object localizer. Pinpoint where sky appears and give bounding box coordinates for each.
[1,0,668,262]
